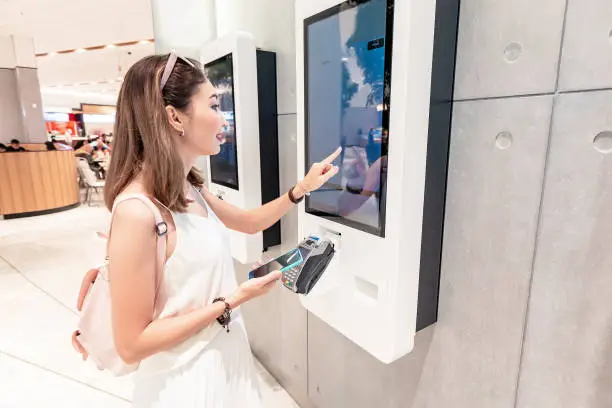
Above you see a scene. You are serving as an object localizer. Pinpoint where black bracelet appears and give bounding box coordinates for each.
[288,184,304,204]
[213,297,232,332]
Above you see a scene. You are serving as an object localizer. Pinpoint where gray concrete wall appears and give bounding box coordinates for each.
[237,0,612,407]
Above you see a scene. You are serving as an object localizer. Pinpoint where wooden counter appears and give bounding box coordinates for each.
[0,150,80,217]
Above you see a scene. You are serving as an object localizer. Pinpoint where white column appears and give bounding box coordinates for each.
[151,0,217,59]
[214,0,298,244]
[215,0,296,114]
[151,0,218,173]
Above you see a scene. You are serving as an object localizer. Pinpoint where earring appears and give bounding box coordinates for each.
[180,129,185,137]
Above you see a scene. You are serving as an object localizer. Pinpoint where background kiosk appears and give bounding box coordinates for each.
[201,32,281,264]
[296,0,460,363]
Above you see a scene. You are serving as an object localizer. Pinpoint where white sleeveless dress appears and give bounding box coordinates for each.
[128,190,262,408]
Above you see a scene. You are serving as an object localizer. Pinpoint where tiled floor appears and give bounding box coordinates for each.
[0,201,299,408]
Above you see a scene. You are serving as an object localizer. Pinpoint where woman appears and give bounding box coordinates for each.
[97,53,340,407]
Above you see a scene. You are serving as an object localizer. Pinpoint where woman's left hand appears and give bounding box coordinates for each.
[298,147,342,195]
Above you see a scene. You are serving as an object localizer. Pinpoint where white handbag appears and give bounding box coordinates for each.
[72,194,167,376]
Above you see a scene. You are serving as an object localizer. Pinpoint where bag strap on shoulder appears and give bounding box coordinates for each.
[109,194,169,305]
[112,194,164,224]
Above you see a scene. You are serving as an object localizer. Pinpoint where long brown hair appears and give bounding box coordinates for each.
[104,54,206,212]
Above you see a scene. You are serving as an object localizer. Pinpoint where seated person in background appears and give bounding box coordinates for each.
[94,148,110,161]
[0,143,6,152]
[75,139,107,180]
[74,141,94,157]
[73,140,85,153]
[5,139,26,152]
[89,138,111,153]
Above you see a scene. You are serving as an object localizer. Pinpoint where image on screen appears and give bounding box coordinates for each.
[304,0,393,237]
[205,54,239,190]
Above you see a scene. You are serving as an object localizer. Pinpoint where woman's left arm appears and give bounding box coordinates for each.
[203,147,341,234]
[202,187,299,234]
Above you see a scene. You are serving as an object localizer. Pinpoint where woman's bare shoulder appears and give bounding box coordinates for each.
[112,182,155,226]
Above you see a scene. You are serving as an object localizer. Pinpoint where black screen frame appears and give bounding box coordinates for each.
[205,53,240,191]
[303,0,394,237]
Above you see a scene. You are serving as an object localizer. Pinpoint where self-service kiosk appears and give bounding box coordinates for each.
[201,32,281,264]
[296,0,459,363]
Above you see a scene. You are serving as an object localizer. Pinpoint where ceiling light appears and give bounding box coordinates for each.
[49,52,57,57]
[106,44,116,49]
[76,48,86,53]
[139,40,151,44]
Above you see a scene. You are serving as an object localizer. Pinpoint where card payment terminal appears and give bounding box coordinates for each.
[281,235,335,294]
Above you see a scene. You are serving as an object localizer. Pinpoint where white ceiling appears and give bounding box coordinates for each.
[37,42,155,87]
[0,0,155,108]
[0,0,154,52]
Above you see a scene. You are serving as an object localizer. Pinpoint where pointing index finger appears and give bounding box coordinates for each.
[321,147,342,165]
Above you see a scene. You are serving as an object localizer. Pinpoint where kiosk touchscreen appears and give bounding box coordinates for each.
[296,0,459,362]
[201,32,281,264]
[206,54,240,190]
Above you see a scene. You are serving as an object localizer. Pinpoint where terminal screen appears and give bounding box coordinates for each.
[304,0,393,237]
[205,54,239,190]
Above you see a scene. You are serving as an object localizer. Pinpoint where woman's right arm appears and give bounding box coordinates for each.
[108,200,281,365]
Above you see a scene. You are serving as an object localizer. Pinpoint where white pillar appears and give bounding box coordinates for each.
[151,0,218,173]
[214,0,296,114]
[215,0,298,244]
[151,0,217,59]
